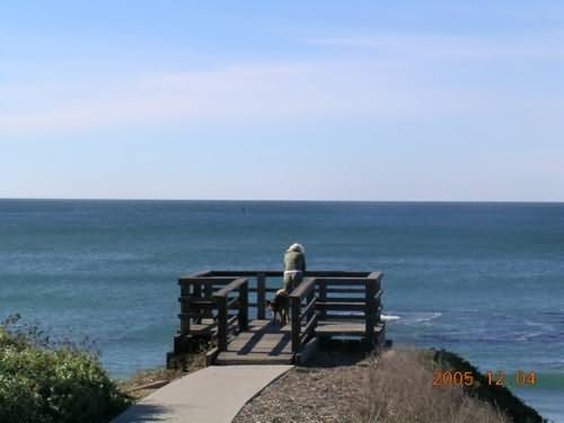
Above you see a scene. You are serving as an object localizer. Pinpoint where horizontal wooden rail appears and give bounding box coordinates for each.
[316,301,366,311]
[178,298,215,306]
[290,276,316,298]
[323,287,366,294]
[213,278,248,297]
[205,270,371,278]
[316,278,375,284]
[177,312,215,321]
[316,296,364,303]
[178,277,237,285]
[206,270,283,277]
[324,313,366,320]
[249,287,279,293]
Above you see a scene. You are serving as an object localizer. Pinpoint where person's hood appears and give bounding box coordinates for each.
[287,243,304,253]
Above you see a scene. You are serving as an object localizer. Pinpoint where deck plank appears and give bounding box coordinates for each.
[316,321,385,336]
[216,320,295,365]
[215,319,385,365]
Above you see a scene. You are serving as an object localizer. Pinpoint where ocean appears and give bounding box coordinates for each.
[0,199,562,421]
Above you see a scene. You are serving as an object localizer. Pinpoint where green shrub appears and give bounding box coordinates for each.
[0,314,131,423]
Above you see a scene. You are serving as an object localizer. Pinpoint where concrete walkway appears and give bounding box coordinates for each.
[112,365,293,423]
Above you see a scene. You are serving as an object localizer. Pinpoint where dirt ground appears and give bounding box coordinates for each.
[233,343,374,423]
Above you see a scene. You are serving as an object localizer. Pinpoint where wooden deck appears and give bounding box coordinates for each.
[215,320,294,365]
[214,319,386,365]
[168,270,386,367]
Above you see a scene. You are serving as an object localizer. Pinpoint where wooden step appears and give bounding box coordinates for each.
[315,301,367,311]
[215,351,294,365]
[316,321,385,336]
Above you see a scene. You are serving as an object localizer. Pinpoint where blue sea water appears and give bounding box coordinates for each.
[0,199,563,420]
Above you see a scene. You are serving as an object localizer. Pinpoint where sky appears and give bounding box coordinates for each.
[1,1,564,201]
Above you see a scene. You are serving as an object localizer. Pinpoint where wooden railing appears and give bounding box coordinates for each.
[170,270,384,365]
[365,272,383,346]
[289,277,318,354]
[178,276,235,337]
[176,274,248,356]
[212,277,248,351]
[315,271,383,347]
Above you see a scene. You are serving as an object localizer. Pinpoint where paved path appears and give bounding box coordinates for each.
[112,365,293,423]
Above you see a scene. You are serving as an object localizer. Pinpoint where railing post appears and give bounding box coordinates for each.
[216,296,228,351]
[194,283,202,323]
[257,273,266,320]
[365,278,377,348]
[367,272,383,324]
[291,296,301,353]
[204,283,213,319]
[318,280,327,320]
[239,279,249,331]
[179,280,190,335]
[375,280,382,324]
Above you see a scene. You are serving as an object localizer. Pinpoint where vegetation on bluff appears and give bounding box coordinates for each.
[234,346,545,423]
[0,314,130,423]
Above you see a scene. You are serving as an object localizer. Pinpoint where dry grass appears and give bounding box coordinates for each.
[350,349,510,423]
[117,352,206,400]
[234,347,510,423]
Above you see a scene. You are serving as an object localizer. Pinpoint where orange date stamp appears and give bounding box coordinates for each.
[433,370,537,387]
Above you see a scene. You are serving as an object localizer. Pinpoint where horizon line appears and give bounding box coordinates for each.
[1,197,563,205]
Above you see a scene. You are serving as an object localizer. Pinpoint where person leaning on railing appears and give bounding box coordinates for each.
[283,243,306,292]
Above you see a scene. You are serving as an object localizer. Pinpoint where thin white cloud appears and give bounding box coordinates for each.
[0,67,528,135]
[2,31,564,136]
[308,33,564,61]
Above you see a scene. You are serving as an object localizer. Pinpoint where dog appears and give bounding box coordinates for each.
[267,289,289,326]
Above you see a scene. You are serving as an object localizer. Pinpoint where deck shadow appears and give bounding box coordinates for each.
[301,339,372,368]
[111,403,171,422]
[236,320,291,356]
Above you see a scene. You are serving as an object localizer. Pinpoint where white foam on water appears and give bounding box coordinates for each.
[381,314,401,321]
[516,331,544,342]
[412,312,442,323]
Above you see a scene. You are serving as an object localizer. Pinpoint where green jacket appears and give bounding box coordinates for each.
[284,251,306,272]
